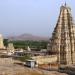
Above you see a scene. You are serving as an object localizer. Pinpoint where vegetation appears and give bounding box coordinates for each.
[3,39,48,50]
[3,39,8,47]
[14,55,32,62]
[8,40,48,50]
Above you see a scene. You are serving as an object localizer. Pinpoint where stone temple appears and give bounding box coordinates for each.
[0,34,5,49]
[48,3,75,65]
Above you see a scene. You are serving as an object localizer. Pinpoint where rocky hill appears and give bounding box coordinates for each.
[7,33,49,41]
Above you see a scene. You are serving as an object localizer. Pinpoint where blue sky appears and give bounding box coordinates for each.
[0,0,75,37]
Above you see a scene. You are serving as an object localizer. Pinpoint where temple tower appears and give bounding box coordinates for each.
[0,34,5,49]
[49,4,75,65]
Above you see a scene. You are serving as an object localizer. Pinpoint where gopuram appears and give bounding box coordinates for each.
[48,3,75,65]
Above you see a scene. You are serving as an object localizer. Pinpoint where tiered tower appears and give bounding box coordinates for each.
[49,4,75,65]
[0,34,5,49]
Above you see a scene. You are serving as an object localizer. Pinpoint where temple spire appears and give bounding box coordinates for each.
[48,4,75,65]
[65,2,67,7]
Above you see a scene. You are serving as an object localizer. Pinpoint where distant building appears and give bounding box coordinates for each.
[27,46,31,51]
[7,43,14,55]
[48,3,75,65]
[25,60,37,68]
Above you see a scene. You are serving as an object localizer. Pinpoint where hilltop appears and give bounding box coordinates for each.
[6,33,49,41]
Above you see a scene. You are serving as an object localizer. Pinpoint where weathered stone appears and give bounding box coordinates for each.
[48,4,75,66]
[0,34,5,49]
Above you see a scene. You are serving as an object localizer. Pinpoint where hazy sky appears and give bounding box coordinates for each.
[0,0,75,37]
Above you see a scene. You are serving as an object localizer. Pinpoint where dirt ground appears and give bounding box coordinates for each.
[0,58,68,75]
